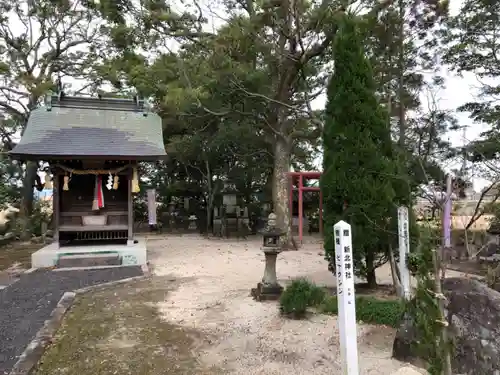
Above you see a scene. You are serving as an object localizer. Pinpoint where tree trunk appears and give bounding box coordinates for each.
[206,184,219,236]
[463,228,470,259]
[365,252,377,288]
[204,159,213,235]
[272,136,292,247]
[206,198,213,235]
[389,244,403,296]
[263,170,273,202]
[434,245,453,375]
[19,161,38,240]
[397,0,406,149]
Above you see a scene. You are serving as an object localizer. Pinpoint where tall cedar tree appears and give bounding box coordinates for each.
[321,15,397,287]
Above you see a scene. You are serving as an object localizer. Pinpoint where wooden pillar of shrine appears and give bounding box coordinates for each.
[127,169,134,243]
[52,171,60,247]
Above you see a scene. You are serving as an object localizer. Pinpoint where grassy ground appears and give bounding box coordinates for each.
[34,277,224,375]
[0,242,42,270]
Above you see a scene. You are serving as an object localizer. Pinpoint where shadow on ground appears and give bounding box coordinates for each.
[34,276,224,375]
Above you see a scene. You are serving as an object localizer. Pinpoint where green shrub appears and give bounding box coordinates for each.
[320,295,404,327]
[279,278,326,319]
[308,283,327,306]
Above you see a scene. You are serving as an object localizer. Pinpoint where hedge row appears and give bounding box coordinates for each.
[319,295,403,328]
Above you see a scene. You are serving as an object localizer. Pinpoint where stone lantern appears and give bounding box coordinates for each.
[251,212,285,301]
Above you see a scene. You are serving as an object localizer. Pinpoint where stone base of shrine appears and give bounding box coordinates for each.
[251,282,284,301]
[32,239,147,269]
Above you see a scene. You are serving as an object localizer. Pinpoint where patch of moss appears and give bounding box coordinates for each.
[34,278,223,375]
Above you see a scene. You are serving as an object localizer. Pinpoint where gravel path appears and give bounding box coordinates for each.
[0,266,143,374]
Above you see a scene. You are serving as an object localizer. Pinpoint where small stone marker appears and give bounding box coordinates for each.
[334,220,359,375]
[188,215,198,230]
[147,188,157,226]
[397,206,411,299]
[41,221,48,243]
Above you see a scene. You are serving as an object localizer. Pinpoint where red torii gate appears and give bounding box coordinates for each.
[287,171,323,243]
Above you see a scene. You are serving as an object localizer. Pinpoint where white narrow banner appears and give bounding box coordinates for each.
[334,220,359,375]
[397,206,411,299]
[147,189,157,225]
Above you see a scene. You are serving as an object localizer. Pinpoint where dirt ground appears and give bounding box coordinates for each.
[0,242,42,270]
[36,234,477,374]
[0,242,43,286]
[148,235,430,375]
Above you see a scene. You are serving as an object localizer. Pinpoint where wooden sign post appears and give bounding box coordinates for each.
[397,206,411,300]
[334,220,359,375]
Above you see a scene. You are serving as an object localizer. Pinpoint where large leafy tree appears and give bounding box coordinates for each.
[83,0,453,243]
[0,0,112,237]
[363,0,452,188]
[444,0,500,166]
[442,0,500,224]
[321,14,398,287]
[91,1,339,242]
[444,0,500,126]
[0,119,22,207]
[93,13,277,225]
[170,2,339,243]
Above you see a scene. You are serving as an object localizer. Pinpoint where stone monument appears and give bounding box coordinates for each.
[187,214,198,231]
[251,212,285,301]
[167,200,176,231]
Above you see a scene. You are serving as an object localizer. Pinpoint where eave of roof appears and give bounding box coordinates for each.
[9,93,168,161]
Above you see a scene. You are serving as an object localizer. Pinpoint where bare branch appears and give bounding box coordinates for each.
[465,181,500,230]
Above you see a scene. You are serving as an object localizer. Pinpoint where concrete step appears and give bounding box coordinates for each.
[53,264,128,272]
[56,253,121,268]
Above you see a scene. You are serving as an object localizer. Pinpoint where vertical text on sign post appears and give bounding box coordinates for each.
[397,206,411,300]
[334,220,359,375]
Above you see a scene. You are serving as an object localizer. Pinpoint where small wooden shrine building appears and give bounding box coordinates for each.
[9,92,167,267]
